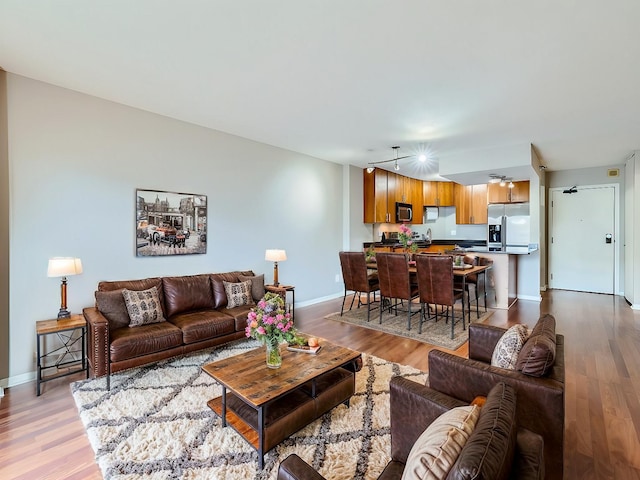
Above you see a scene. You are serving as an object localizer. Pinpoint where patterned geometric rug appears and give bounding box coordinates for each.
[71,339,426,480]
[326,303,493,351]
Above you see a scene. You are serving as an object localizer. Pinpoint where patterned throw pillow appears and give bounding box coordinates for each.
[223,280,254,309]
[402,405,480,480]
[122,286,166,327]
[491,324,530,369]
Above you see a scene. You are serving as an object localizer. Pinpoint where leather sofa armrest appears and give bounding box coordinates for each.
[277,454,327,480]
[389,376,466,463]
[83,307,110,378]
[512,428,545,480]
[468,323,507,362]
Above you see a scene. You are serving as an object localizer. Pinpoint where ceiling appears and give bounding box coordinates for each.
[1,1,639,181]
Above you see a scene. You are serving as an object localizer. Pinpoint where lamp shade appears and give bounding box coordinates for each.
[265,249,287,262]
[47,257,83,277]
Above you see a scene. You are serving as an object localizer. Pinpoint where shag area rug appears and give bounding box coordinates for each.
[326,303,493,351]
[71,339,426,480]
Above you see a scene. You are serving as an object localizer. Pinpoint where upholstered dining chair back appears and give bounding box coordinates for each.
[338,251,379,320]
[416,254,465,338]
[339,251,373,294]
[375,252,414,301]
[416,254,457,306]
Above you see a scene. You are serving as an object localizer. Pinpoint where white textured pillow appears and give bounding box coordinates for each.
[223,280,254,309]
[491,324,530,369]
[401,405,479,480]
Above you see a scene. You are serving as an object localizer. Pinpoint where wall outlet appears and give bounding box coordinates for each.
[335,274,341,283]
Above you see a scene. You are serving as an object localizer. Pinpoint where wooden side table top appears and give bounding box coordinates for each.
[36,314,86,334]
[265,284,294,292]
[202,340,360,407]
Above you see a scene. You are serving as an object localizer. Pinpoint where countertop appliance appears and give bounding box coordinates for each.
[395,202,412,223]
[488,203,530,252]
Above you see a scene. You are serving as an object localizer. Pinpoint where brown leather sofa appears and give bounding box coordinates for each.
[427,315,564,480]
[84,270,259,388]
[277,380,544,480]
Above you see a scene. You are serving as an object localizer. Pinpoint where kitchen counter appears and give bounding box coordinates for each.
[465,245,538,255]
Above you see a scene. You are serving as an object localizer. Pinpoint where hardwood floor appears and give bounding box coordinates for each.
[1,289,639,479]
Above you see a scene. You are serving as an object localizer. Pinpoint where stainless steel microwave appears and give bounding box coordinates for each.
[396,202,413,223]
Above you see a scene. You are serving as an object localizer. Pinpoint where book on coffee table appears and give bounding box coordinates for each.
[287,344,321,354]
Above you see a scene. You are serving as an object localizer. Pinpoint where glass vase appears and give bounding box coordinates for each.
[265,337,282,369]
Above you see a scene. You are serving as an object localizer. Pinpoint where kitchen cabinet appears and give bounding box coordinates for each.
[454,183,488,224]
[423,181,455,207]
[363,168,397,223]
[410,178,424,224]
[363,169,423,223]
[487,181,530,204]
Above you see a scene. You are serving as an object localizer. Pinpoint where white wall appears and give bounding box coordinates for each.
[6,74,345,384]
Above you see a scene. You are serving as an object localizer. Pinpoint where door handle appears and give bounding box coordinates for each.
[605,234,612,244]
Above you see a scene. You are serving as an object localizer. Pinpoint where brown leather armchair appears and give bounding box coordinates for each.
[277,380,544,480]
[427,317,565,480]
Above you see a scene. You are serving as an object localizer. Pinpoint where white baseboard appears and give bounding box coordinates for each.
[2,371,35,389]
[297,292,343,309]
[518,294,542,303]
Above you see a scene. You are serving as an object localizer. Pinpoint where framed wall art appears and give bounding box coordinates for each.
[135,189,207,256]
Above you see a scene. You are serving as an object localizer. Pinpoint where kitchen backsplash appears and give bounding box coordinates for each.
[375,206,486,241]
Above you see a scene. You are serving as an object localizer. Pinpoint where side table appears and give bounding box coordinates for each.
[265,284,295,321]
[36,314,88,396]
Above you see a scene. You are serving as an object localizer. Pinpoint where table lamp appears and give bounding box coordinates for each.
[265,249,286,286]
[47,257,83,319]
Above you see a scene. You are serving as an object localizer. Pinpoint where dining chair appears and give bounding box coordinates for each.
[415,254,466,338]
[375,252,419,330]
[338,251,380,322]
[454,254,479,320]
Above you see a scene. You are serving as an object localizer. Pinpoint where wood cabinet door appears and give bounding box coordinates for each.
[423,181,438,205]
[487,183,509,204]
[471,184,488,224]
[386,171,397,221]
[437,182,455,206]
[411,178,423,224]
[454,183,472,224]
[509,181,530,203]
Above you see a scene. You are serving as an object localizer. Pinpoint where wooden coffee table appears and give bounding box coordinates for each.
[202,340,362,468]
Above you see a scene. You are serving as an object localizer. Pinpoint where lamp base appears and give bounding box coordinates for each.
[57,308,71,320]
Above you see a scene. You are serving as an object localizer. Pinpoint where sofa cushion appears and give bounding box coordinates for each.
[224,280,254,308]
[162,274,214,318]
[238,273,266,302]
[98,277,166,316]
[109,321,183,362]
[516,314,556,377]
[168,310,236,344]
[95,289,130,330]
[122,286,166,327]
[210,270,255,308]
[446,383,518,480]
[491,324,529,370]
[402,405,479,480]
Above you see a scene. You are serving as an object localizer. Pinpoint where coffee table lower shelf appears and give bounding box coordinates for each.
[207,397,259,449]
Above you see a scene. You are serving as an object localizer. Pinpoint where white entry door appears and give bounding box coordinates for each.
[549,185,616,294]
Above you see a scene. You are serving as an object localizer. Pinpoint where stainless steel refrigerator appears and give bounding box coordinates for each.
[487,203,530,252]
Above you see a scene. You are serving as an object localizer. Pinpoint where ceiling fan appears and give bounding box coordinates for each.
[367,146,412,172]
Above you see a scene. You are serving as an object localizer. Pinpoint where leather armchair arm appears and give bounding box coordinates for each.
[277,454,327,480]
[83,307,110,378]
[389,376,466,463]
[468,323,506,362]
[428,349,564,476]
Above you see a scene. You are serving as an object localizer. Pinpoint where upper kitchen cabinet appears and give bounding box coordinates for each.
[410,178,424,224]
[363,168,397,223]
[423,181,455,207]
[454,183,488,224]
[487,180,530,204]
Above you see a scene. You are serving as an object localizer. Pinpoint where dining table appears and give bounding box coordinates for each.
[366,259,491,319]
